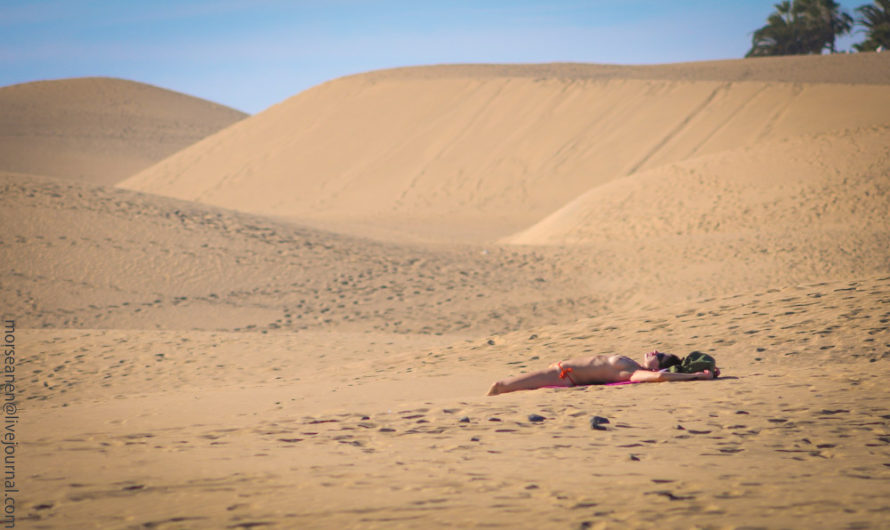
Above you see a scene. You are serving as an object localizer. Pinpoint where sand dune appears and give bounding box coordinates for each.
[502,125,890,307]
[0,77,246,185]
[506,125,890,245]
[120,54,890,243]
[9,53,890,529]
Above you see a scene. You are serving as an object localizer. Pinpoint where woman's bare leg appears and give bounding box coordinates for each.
[486,364,569,395]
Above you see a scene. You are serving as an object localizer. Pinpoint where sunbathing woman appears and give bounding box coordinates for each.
[486,351,717,396]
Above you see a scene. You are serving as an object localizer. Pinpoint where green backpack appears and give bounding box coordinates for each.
[668,351,717,375]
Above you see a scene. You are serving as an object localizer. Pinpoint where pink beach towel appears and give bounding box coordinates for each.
[543,380,641,389]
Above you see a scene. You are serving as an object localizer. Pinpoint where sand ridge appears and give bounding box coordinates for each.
[353,52,890,85]
[0,77,246,185]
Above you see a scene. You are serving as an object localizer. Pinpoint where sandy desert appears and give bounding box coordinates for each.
[2,52,890,528]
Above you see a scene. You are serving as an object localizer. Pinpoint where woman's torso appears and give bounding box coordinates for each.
[563,355,641,384]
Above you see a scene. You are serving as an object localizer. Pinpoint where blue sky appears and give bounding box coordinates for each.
[1,0,867,113]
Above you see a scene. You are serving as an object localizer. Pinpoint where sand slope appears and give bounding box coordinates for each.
[120,54,890,242]
[0,172,599,335]
[0,77,246,185]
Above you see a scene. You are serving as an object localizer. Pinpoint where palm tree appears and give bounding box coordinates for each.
[747,1,808,57]
[853,0,890,51]
[798,0,853,53]
[746,0,853,57]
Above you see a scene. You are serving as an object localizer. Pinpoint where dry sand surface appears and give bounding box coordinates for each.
[0,78,246,186]
[19,277,890,528]
[3,54,890,528]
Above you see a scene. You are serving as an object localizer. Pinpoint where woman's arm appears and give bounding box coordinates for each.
[629,369,715,383]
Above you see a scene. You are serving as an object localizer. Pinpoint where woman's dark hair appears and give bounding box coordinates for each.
[658,353,682,371]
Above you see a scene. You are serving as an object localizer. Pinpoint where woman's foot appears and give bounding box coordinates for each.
[486,381,504,396]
